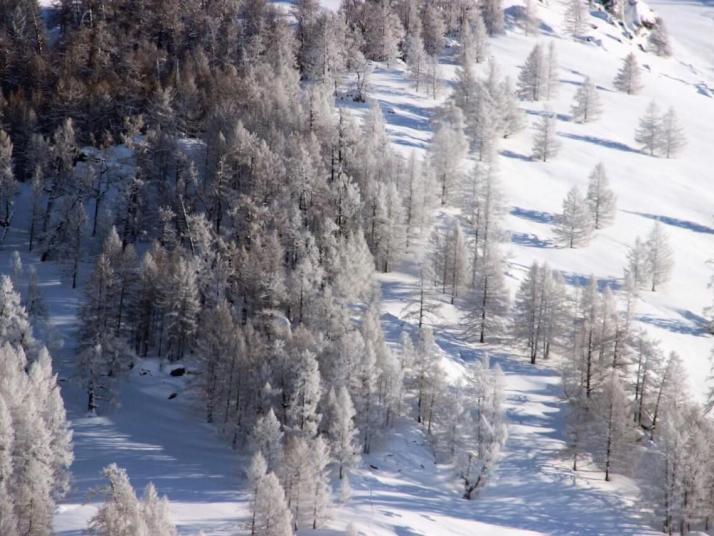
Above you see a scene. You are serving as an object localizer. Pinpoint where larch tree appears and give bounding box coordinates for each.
[545,42,559,100]
[405,32,428,92]
[585,163,616,229]
[517,44,546,101]
[613,53,643,95]
[626,237,650,290]
[563,0,587,38]
[327,386,360,480]
[142,483,177,536]
[481,0,505,35]
[0,129,16,236]
[555,186,593,248]
[430,115,468,205]
[532,109,560,162]
[513,262,568,364]
[595,371,633,482]
[250,408,284,474]
[648,18,672,57]
[645,221,674,292]
[659,107,686,159]
[248,452,293,536]
[89,465,176,536]
[523,0,539,36]
[470,238,510,343]
[0,396,16,536]
[635,101,662,156]
[571,77,602,123]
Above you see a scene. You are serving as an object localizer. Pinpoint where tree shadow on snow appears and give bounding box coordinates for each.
[625,211,714,235]
[558,132,640,154]
[510,206,556,225]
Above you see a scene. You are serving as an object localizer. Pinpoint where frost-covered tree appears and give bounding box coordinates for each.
[532,109,560,162]
[571,77,602,123]
[327,386,360,479]
[78,252,133,413]
[648,18,672,57]
[0,276,35,353]
[555,186,592,247]
[496,77,527,137]
[513,262,568,363]
[160,252,200,360]
[585,163,616,229]
[283,436,332,530]
[287,349,322,437]
[659,107,686,159]
[613,53,643,95]
[545,42,559,100]
[0,129,17,236]
[626,237,650,290]
[460,355,506,498]
[469,238,510,343]
[142,483,177,536]
[0,396,16,536]
[563,0,587,38]
[635,101,662,156]
[645,221,674,292]
[248,453,293,536]
[88,464,147,536]
[430,115,468,205]
[89,464,175,536]
[517,44,546,101]
[461,13,489,64]
[421,2,445,57]
[523,0,539,36]
[481,0,505,35]
[595,372,633,481]
[406,33,428,92]
[250,408,284,474]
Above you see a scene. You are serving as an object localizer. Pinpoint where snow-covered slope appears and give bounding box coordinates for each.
[40,0,714,534]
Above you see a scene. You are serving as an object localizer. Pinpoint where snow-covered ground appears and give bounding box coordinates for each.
[20,0,714,533]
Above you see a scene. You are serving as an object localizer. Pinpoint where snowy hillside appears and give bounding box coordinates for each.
[0,0,713,535]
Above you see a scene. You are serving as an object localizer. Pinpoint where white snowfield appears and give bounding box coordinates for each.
[42,0,714,534]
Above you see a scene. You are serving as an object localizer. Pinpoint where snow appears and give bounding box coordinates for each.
[13,0,712,533]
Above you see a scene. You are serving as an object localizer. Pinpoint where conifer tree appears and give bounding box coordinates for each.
[327,386,360,480]
[563,0,587,38]
[659,107,686,159]
[585,163,616,229]
[554,186,593,247]
[248,452,293,536]
[635,101,662,156]
[571,77,602,123]
[614,53,643,95]
[532,109,560,162]
[648,18,672,57]
[645,221,674,292]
